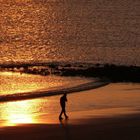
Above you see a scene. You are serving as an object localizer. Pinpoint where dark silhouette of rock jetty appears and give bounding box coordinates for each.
[0,62,140,82]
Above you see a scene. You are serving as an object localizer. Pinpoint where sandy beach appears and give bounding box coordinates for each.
[0,82,140,140]
[0,111,140,140]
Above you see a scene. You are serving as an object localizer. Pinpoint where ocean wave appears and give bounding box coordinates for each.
[0,80,109,103]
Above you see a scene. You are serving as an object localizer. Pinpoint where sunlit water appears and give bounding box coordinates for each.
[0,71,91,95]
[0,0,140,66]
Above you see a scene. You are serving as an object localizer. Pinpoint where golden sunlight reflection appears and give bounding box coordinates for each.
[0,71,21,76]
[0,71,90,96]
[0,96,61,126]
[0,71,65,95]
[1,100,40,126]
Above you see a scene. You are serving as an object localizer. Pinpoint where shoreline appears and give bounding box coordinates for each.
[0,71,109,102]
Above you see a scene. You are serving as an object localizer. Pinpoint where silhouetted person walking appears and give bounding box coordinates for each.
[59,93,68,120]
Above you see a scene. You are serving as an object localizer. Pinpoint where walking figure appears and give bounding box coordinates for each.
[59,93,68,120]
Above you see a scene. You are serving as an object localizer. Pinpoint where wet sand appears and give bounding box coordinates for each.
[0,111,140,140]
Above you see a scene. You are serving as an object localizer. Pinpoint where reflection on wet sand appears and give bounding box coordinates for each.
[0,97,61,126]
[1,100,37,126]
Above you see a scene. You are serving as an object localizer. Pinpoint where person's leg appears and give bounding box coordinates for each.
[63,108,68,119]
[59,109,63,120]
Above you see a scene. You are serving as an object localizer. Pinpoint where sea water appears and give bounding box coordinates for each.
[0,0,140,66]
